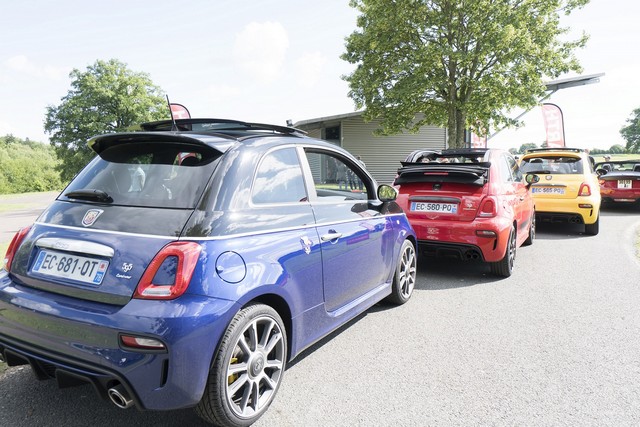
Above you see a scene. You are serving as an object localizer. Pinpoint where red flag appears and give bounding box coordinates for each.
[170,103,191,120]
[471,132,487,148]
[541,103,565,147]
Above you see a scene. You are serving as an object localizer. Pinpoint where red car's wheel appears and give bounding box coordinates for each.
[490,226,516,277]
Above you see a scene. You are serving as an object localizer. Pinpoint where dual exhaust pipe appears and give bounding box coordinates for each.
[107,384,134,409]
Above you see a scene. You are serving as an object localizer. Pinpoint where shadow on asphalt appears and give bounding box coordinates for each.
[0,367,210,427]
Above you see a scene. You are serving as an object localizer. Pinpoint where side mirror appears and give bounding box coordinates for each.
[525,173,540,187]
[377,184,397,202]
[596,168,607,176]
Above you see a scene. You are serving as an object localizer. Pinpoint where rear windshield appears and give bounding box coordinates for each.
[62,142,221,208]
[520,156,583,175]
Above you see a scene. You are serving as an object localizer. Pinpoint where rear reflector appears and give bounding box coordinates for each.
[476,230,497,237]
[120,335,166,350]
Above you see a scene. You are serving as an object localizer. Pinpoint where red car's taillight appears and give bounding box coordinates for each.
[3,226,31,272]
[477,196,498,218]
[578,183,592,196]
[134,241,202,300]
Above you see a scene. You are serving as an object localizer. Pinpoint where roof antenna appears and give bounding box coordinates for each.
[166,95,178,131]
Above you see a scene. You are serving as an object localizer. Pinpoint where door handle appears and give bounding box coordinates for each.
[321,231,343,242]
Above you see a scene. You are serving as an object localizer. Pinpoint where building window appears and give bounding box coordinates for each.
[324,125,341,144]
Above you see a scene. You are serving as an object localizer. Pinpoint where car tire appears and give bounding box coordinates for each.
[196,304,287,427]
[385,239,417,305]
[585,214,599,236]
[523,212,535,246]
[490,226,516,277]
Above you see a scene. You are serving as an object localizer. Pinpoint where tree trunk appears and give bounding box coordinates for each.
[455,109,466,148]
[447,105,457,149]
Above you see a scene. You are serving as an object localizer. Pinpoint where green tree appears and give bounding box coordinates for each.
[519,143,538,154]
[341,0,589,148]
[621,107,640,153]
[45,59,167,181]
[608,144,625,154]
[0,135,63,194]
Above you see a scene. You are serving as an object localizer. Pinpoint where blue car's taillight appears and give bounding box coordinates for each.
[134,241,202,300]
[3,226,31,272]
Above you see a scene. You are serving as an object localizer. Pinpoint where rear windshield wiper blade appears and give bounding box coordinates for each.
[64,189,113,203]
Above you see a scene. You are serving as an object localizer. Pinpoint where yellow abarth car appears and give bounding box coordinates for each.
[519,148,601,235]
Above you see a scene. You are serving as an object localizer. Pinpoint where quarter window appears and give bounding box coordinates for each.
[252,148,307,204]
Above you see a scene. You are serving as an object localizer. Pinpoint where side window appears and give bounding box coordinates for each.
[506,155,523,181]
[252,147,307,204]
[304,150,369,200]
[497,155,514,183]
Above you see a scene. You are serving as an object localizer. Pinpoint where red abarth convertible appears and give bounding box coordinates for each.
[394,148,537,277]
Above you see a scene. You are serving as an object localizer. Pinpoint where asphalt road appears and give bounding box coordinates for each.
[1,195,639,427]
[0,191,59,245]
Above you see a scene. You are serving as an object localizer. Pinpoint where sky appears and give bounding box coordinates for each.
[1,0,638,152]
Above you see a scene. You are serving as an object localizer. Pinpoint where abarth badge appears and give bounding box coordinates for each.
[82,209,104,227]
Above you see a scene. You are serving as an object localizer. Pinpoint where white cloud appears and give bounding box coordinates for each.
[233,22,289,84]
[295,52,327,88]
[4,55,69,80]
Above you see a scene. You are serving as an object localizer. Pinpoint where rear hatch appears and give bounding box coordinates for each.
[394,163,490,222]
[520,154,588,199]
[9,133,223,305]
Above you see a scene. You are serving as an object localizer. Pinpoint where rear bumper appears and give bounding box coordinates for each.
[412,216,512,263]
[0,270,237,411]
[534,196,600,224]
[600,187,640,202]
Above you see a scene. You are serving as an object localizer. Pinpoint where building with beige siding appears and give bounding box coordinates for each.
[295,111,447,185]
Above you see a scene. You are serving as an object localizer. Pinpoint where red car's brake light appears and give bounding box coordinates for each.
[3,226,31,272]
[578,183,592,196]
[134,241,202,300]
[477,196,497,218]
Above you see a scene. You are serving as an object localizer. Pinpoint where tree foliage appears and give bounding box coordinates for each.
[518,142,538,154]
[0,135,63,194]
[341,0,589,148]
[620,107,640,153]
[45,59,167,181]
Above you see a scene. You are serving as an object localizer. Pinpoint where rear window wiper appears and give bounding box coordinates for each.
[64,189,113,203]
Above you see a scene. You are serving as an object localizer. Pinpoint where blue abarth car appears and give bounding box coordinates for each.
[0,118,417,426]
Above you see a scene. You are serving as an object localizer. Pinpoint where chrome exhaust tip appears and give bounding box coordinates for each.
[108,384,134,409]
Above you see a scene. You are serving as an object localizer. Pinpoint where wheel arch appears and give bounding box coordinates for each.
[244,293,293,361]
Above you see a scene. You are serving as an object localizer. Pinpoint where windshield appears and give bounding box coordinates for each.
[62,142,221,209]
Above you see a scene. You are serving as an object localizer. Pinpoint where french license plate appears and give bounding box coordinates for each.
[411,201,458,214]
[32,249,109,285]
[532,186,565,195]
[618,180,632,189]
